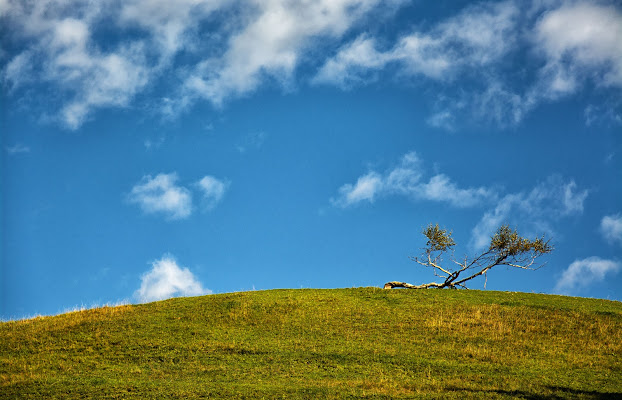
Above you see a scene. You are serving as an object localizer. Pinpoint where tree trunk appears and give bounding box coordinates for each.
[384,281,416,289]
[383,281,455,289]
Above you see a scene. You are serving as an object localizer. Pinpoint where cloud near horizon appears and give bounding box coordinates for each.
[135,254,211,303]
[554,257,621,295]
[2,0,620,129]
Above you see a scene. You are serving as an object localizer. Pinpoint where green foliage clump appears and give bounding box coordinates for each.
[423,223,456,252]
[489,225,553,257]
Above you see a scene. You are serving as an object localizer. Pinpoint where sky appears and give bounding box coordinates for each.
[1,0,621,320]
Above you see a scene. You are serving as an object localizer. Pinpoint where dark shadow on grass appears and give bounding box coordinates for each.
[446,385,621,399]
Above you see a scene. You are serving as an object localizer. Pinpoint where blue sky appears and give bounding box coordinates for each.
[1,0,621,320]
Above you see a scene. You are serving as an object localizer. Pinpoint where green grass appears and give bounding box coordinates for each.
[1,288,621,399]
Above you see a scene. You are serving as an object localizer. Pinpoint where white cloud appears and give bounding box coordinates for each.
[0,0,9,16]
[601,214,622,246]
[449,1,622,127]
[426,110,455,131]
[418,174,495,208]
[313,35,390,88]
[561,181,588,215]
[1,0,229,126]
[183,0,402,106]
[135,254,211,303]
[2,0,621,129]
[128,173,193,220]
[331,151,495,208]
[2,1,151,129]
[426,80,530,131]
[118,0,226,58]
[4,51,34,89]
[473,82,528,127]
[315,1,519,85]
[331,151,419,207]
[196,175,229,211]
[523,176,588,217]
[2,0,405,126]
[127,173,229,218]
[59,47,150,129]
[384,151,422,194]
[533,2,622,99]
[470,176,588,250]
[396,0,519,76]
[470,194,520,250]
[332,172,384,207]
[314,1,534,128]
[555,257,621,294]
[315,1,622,128]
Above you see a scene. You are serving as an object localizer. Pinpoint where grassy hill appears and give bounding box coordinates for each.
[1,288,621,399]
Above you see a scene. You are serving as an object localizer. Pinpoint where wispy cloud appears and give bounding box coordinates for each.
[426,111,455,131]
[143,136,165,151]
[1,0,229,128]
[2,0,620,129]
[584,101,622,127]
[316,0,622,128]
[3,2,151,129]
[312,34,392,89]
[236,131,266,153]
[117,0,227,58]
[470,176,588,250]
[5,143,31,154]
[2,0,405,127]
[444,1,622,128]
[314,1,519,87]
[178,0,405,110]
[334,152,589,257]
[135,254,211,303]
[196,175,229,211]
[332,154,588,253]
[128,173,193,220]
[332,171,385,207]
[331,151,496,208]
[601,214,622,246]
[418,174,497,209]
[554,257,621,295]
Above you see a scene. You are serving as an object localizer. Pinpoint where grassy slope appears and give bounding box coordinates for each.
[1,288,621,399]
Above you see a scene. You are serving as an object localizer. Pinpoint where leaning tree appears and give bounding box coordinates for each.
[384,224,552,290]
